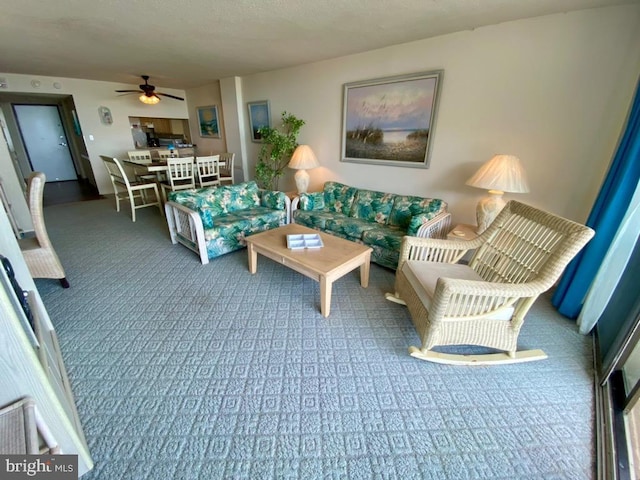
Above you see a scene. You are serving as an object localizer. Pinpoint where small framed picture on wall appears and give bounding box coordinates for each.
[247,100,270,142]
[197,105,220,138]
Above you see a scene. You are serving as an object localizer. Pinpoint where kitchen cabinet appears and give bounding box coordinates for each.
[139,117,171,134]
[130,117,192,144]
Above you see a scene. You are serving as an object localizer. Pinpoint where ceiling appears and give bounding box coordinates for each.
[0,0,637,90]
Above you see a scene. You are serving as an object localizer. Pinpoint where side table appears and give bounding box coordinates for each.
[447,223,478,241]
[447,223,478,264]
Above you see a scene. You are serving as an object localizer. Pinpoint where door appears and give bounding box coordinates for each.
[597,238,640,479]
[13,105,77,181]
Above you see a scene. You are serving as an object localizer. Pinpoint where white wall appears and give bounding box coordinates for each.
[0,74,188,194]
[185,82,227,155]
[240,6,640,225]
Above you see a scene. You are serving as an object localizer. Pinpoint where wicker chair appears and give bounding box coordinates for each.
[385,200,595,365]
[18,172,69,288]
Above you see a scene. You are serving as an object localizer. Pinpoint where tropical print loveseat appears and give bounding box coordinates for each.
[165,181,290,264]
[292,181,450,269]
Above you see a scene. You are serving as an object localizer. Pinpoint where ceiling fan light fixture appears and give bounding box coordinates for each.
[139,93,160,105]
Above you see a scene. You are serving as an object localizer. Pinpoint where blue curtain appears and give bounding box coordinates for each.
[553,78,640,318]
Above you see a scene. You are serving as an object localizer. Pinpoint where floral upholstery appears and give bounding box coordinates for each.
[169,181,288,260]
[388,196,445,230]
[294,182,447,270]
[351,189,395,224]
[322,181,358,215]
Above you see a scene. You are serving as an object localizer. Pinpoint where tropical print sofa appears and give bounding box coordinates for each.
[165,181,290,264]
[292,181,450,269]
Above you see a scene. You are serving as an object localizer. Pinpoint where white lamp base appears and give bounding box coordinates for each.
[476,190,505,234]
[294,169,310,194]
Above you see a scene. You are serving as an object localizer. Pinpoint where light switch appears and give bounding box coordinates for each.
[88,135,94,141]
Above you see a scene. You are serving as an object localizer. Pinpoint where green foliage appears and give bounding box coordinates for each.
[255,111,305,190]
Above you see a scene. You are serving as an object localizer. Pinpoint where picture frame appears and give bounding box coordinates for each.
[341,70,443,168]
[197,105,220,138]
[247,100,271,142]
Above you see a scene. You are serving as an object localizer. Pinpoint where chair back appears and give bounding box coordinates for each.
[166,157,196,190]
[218,153,235,184]
[101,155,133,188]
[26,172,52,249]
[470,200,595,290]
[127,150,152,164]
[157,149,172,160]
[195,155,220,187]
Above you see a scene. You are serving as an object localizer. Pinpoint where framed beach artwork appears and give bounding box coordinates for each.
[341,70,443,168]
[247,100,271,142]
[197,105,220,138]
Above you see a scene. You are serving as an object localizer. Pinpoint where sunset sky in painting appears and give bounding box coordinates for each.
[345,77,437,131]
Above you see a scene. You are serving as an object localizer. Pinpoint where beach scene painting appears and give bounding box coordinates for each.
[341,71,443,168]
[197,105,220,138]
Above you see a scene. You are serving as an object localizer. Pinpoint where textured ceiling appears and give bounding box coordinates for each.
[0,0,637,90]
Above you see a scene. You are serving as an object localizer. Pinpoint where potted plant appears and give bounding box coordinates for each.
[255,111,305,190]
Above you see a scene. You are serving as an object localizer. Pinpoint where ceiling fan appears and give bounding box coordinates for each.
[115,75,184,104]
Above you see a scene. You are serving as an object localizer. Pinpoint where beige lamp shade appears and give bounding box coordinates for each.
[139,94,160,105]
[466,154,529,233]
[289,145,320,194]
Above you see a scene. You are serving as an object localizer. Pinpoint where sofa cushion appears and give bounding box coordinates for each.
[169,187,223,212]
[325,217,378,240]
[260,190,286,210]
[234,207,287,227]
[388,196,446,230]
[350,189,396,224]
[216,181,260,212]
[323,181,358,215]
[361,224,405,252]
[294,210,348,230]
[203,211,286,259]
[402,260,514,321]
[299,192,325,210]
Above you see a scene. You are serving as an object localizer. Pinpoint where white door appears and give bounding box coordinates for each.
[14,105,77,181]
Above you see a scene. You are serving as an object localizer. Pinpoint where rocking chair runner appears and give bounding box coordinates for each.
[386,200,595,365]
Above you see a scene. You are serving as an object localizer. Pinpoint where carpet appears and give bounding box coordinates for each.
[35,199,595,479]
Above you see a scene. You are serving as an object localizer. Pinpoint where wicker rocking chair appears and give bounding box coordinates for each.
[385,200,594,365]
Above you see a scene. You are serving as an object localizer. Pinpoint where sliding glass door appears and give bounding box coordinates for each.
[597,239,640,479]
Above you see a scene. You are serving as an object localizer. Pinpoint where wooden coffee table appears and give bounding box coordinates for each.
[245,224,372,317]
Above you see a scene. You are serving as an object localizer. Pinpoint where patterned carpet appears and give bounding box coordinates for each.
[35,198,595,479]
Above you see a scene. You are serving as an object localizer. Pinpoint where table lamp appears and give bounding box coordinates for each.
[466,154,529,233]
[288,145,319,194]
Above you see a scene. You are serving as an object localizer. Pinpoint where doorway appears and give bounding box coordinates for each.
[597,237,640,479]
[13,104,77,181]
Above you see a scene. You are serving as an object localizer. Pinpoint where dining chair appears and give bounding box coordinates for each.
[195,155,221,188]
[127,150,152,163]
[156,149,172,160]
[385,200,595,365]
[218,153,235,185]
[100,155,163,222]
[161,157,196,203]
[127,150,156,183]
[18,172,69,288]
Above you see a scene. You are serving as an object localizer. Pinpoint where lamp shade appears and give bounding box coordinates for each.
[466,154,529,193]
[139,94,160,105]
[288,145,319,170]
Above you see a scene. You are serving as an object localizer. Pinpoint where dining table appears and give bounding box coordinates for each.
[123,159,168,182]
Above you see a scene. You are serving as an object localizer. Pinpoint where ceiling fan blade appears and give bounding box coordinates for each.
[115,89,143,93]
[157,92,185,101]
